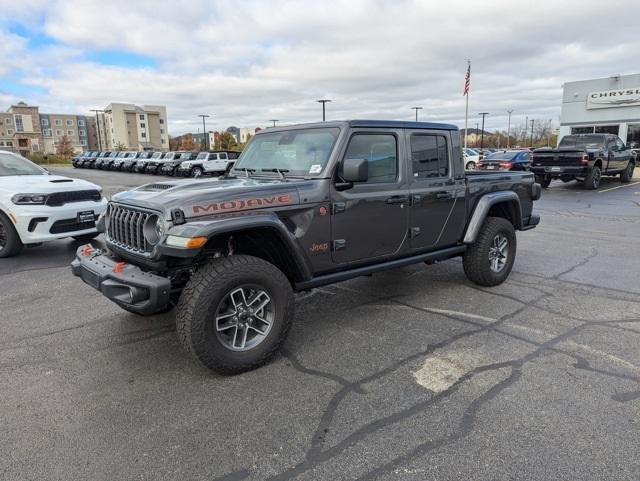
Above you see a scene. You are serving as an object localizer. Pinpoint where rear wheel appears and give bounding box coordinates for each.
[191,167,203,178]
[176,255,294,374]
[584,164,602,189]
[0,211,23,258]
[621,161,635,183]
[463,217,516,287]
[535,174,551,188]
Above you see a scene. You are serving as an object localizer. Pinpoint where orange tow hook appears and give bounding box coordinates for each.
[81,245,93,257]
[113,261,126,273]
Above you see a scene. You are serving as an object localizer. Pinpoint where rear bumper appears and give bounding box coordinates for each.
[71,245,171,315]
[530,166,589,177]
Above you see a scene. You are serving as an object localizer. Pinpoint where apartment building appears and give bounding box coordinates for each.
[97,103,169,151]
[0,102,97,156]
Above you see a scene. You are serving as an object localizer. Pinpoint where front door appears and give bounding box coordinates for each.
[407,131,466,250]
[330,130,409,264]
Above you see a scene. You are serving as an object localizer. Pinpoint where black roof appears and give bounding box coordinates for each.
[262,120,459,132]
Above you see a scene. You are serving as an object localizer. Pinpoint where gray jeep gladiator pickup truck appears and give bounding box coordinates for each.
[72,120,541,374]
[531,133,635,189]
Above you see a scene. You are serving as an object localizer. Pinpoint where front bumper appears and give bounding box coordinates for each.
[12,199,107,243]
[530,166,589,177]
[71,245,171,315]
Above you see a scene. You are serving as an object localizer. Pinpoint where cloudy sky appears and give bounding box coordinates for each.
[0,0,637,135]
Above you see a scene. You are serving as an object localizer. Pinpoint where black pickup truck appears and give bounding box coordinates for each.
[72,120,541,374]
[531,133,636,189]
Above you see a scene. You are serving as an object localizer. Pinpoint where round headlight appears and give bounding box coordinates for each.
[143,214,164,245]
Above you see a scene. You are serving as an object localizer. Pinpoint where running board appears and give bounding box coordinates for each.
[295,245,466,291]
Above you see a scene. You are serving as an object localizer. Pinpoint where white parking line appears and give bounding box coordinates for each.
[598,181,640,193]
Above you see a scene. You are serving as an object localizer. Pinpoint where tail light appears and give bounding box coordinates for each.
[580,153,589,165]
[499,162,513,169]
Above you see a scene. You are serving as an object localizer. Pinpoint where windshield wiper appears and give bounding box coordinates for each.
[261,168,289,180]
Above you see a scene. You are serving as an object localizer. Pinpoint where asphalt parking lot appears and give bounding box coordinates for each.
[2,167,640,481]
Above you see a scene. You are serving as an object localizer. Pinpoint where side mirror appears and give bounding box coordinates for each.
[342,157,368,182]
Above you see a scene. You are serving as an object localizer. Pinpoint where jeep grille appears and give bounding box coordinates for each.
[105,204,154,254]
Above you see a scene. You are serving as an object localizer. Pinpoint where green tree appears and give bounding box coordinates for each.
[55,135,74,158]
[218,131,238,151]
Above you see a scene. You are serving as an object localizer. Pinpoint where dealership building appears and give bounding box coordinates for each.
[559,73,640,148]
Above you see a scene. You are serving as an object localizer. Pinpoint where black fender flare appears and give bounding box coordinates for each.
[160,212,313,281]
[463,191,523,244]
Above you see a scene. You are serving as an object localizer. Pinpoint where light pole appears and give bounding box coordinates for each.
[411,106,423,122]
[316,99,331,121]
[269,119,279,128]
[90,109,103,150]
[198,114,210,150]
[478,112,489,152]
[530,119,535,148]
[475,122,479,148]
[507,109,513,149]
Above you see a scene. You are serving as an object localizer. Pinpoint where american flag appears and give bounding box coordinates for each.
[463,62,471,96]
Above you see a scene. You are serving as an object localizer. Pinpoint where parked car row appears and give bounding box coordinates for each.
[72,150,241,177]
[465,148,533,171]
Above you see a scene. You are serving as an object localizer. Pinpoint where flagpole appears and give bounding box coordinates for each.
[464,59,470,151]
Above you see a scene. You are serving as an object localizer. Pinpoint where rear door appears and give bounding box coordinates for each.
[407,130,466,250]
[612,137,630,170]
[330,129,409,264]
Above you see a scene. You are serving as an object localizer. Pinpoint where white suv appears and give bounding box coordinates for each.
[0,150,107,257]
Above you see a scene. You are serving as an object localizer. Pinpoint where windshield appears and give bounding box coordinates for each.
[559,135,605,149]
[151,152,162,159]
[0,152,46,176]
[196,152,208,160]
[233,127,340,176]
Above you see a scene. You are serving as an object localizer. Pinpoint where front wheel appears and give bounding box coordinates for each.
[0,211,23,258]
[621,161,635,183]
[465,161,475,170]
[191,167,203,178]
[463,217,516,287]
[176,255,294,374]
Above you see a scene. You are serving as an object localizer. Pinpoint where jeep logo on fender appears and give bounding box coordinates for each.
[192,194,292,214]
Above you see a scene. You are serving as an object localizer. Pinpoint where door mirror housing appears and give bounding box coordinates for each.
[342,157,368,182]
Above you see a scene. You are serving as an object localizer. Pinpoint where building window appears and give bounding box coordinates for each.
[0,142,4,146]
[161,138,165,144]
[159,119,164,124]
[43,128,52,136]
[41,118,49,126]
[627,124,640,149]
[140,123,146,129]
[139,114,145,120]
[66,119,74,126]
[6,141,12,147]
[67,130,74,135]
[160,129,164,134]
[344,133,398,184]
[56,129,63,136]
[55,119,62,126]
[141,132,147,138]
[80,139,87,146]
[410,134,449,179]
[79,129,86,137]
[78,119,85,127]
[7,129,13,135]
[5,118,12,125]
[15,115,24,132]
[594,125,619,135]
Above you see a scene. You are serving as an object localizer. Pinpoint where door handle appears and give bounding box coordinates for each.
[435,192,452,200]
[386,195,408,204]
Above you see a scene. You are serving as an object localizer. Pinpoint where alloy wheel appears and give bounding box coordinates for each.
[488,234,509,273]
[214,286,274,351]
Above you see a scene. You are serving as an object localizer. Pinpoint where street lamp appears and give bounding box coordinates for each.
[198,114,210,150]
[90,109,104,150]
[411,106,423,122]
[478,112,489,152]
[269,119,279,128]
[316,99,331,121]
[530,119,535,148]
[507,109,513,149]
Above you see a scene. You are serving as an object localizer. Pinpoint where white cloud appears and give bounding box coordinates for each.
[0,0,638,135]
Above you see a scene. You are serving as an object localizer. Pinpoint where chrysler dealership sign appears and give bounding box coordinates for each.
[587,88,640,109]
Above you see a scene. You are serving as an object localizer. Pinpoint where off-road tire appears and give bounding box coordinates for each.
[620,161,635,183]
[0,211,23,258]
[191,167,203,178]
[176,255,294,374]
[463,217,516,287]
[584,164,602,190]
[72,232,100,242]
[535,174,551,188]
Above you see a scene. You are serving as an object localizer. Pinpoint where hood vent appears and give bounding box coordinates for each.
[49,179,74,183]
[141,183,176,191]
